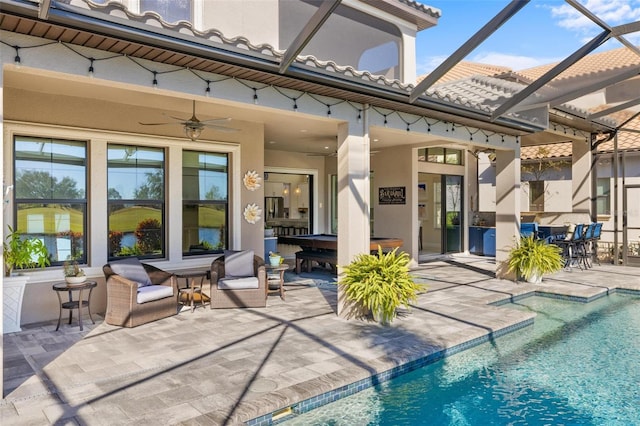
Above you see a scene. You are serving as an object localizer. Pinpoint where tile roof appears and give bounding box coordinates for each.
[427,75,525,113]
[418,61,512,85]
[521,143,572,160]
[515,47,640,83]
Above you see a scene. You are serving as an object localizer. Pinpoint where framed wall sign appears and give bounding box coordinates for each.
[379,186,406,205]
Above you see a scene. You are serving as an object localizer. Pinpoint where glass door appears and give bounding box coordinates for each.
[443,175,463,253]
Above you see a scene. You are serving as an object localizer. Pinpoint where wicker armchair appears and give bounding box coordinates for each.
[103,262,178,327]
[210,255,266,308]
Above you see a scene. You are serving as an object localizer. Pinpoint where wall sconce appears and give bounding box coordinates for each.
[283,184,289,196]
[295,186,301,195]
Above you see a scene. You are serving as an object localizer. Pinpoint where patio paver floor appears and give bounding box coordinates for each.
[2,255,640,425]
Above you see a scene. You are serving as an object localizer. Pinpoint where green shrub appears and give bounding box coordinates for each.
[339,247,426,324]
[3,226,50,276]
[507,235,564,282]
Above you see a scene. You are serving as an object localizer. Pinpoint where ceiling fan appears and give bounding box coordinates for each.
[139,100,237,141]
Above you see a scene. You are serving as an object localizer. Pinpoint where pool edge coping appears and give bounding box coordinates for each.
[248,287,640,425]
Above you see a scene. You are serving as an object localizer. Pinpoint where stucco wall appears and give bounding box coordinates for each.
[371,145,416,257]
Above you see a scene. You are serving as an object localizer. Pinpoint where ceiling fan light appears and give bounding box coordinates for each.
[185,126,202,141]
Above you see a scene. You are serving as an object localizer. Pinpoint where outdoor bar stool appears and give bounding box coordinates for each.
[555,223,584,270]
[578,223,595,269]
[586,222,603,266]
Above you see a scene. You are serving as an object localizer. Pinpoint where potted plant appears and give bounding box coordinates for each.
[339,247,426,325]
[63,257,86,284]
[506,234,564,284]
[268,251,283,266]
[3,226,50,334]
[3,225,50,277]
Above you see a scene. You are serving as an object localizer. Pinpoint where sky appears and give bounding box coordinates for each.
[415,0,640,75]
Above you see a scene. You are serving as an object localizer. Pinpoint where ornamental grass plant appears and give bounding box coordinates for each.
[339,247,426,324]
[507,234,564,283]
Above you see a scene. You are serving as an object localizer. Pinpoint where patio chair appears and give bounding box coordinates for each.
[555,223,585,270]
[210,250,266,309]
[103,258,179,327]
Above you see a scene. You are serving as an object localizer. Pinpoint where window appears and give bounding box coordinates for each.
[14,137,87,265]
[107,145,165,259]
[596,178,611,215]
[418,148,463,165]
[182,151,228,255]
[529,181,545,212]
[140,0,191,23]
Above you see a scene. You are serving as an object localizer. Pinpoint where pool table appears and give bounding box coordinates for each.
[277,234,403,274]
[277,234,403,252]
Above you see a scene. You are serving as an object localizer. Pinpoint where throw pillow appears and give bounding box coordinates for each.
[224,249,254,278]
[110,257,153,287]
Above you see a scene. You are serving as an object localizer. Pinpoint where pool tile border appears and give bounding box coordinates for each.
[249,317,534,426]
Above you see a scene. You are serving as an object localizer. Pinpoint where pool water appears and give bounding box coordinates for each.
[281,294,640,425]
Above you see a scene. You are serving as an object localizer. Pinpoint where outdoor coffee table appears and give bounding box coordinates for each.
[52,280,97,331]
[176,270,209,312]
[265,264,289,300]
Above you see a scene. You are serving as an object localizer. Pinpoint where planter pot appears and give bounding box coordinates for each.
[525,270,542,284]
[264,228,275,237]
[269,256,282,266]
[65,276,87,284]
[3,275,29,334]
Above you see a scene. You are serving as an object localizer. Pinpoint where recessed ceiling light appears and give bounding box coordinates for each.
[373,138,379,142]
[300,129,308,133]
[324,146,329,149]
[269,140,276,144]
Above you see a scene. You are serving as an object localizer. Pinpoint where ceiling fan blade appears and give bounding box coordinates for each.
[168,115,190,122]
[200,117,232,124]
[203,124,239,133]
[139,121,172,126]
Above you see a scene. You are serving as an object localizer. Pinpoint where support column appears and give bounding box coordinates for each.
[495,148,521,278]
[336,121,370,317]
[572,140,592,213]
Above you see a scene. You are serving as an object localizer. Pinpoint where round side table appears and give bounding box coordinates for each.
[176,270,209,312]
[52,280,97,331]
[265,264,289,301]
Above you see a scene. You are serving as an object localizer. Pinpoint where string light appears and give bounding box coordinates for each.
[13,46,20,65]
[4,39,521,145]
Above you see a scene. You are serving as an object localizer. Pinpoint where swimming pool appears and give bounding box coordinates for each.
[280,293,640,425]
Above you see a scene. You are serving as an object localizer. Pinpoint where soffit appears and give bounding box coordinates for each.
[358,0,440,30]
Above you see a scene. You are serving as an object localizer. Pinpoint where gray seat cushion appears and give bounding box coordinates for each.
[224,249,254,278]
[110,257,152,287]
[137,285,174,303]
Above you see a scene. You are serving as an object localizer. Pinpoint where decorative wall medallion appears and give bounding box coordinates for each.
[243,170,262,191]
[243,203,262,224]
